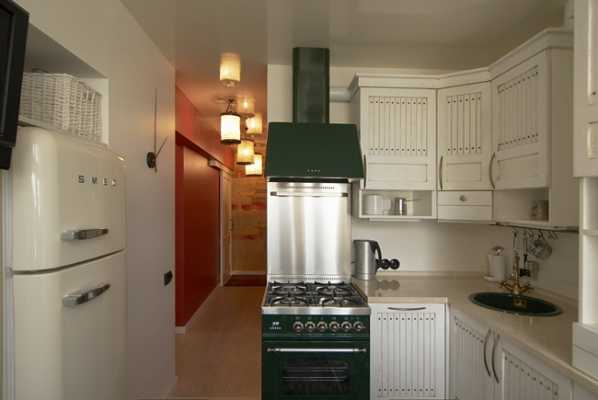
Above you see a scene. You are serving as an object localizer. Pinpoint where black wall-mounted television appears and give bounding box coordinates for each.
[0,0,28,170]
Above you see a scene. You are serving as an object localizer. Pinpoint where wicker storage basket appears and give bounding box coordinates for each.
[19,73,102,143]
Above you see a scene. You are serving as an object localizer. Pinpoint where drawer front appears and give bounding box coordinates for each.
[437,191,492,206]
[438,205,492,221]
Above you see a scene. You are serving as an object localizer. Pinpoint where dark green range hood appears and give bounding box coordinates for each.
[265,47,364,180]
[265,122,364,179]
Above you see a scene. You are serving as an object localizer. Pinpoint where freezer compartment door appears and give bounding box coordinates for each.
[13,251,126,400]
[9,127,126,271]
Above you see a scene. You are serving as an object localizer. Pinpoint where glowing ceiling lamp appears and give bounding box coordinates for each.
[245,154,263,176]
[219,52,241,87]
[220,99,241,144]
[246,112,263,135]
[236,139,255,165]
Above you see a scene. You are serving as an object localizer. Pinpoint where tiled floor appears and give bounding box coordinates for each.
[171,286,264,399]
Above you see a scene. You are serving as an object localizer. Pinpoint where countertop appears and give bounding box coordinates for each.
[352,274,598,395]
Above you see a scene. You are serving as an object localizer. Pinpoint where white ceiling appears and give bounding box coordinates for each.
[121,0,566,127]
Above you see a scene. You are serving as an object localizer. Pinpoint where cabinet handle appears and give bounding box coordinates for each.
[439,155,444,191]
[387,306,427,311]
[363,155,367,188]
[489,152,496,189]
[491,333,500,383]
[483,329,492,378]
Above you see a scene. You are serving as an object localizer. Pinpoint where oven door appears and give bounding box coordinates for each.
[262,340,369,400]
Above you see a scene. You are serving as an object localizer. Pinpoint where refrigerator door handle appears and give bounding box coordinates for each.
[61,228,109,241]
[63,283,111,307]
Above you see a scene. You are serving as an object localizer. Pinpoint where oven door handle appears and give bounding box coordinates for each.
[266,347,367,353]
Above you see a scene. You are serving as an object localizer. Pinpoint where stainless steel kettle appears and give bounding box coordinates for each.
[353,240,382,280]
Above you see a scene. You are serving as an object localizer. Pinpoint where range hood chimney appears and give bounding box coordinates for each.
[293,48,330,123]
[265,47,363,180]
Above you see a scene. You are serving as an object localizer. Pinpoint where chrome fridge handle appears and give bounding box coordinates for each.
[61,228,109,241]
[492,333,500,383]
[63,283,111,307]
[483,329,492,377]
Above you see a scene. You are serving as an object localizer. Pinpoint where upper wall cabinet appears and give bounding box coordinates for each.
[437,82,492,190]
[352,87,437,191]
[491,51,550,190]
[491,47,577,227]
[574,0,598,177]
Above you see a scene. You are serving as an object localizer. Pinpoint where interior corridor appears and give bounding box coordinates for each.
[171,287,263,399]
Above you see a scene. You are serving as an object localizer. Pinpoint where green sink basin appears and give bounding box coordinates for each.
[470,292,562,317]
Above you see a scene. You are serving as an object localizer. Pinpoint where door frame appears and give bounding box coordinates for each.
[208,159,233,286]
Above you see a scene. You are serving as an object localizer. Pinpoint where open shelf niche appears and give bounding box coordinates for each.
[21,24,109,144]
[352,183,436,221]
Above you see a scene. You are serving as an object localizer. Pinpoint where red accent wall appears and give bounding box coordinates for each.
[175,87,232,327]
[175,86,234,168]
[175,140,220,326]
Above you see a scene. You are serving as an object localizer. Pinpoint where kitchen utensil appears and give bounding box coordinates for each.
[364,195,391,215]
[393,197,407,216]
[529,232,552,259]
[353,240,383,280]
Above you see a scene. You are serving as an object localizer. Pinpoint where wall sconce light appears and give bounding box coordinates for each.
[236,139,255,165]
[219,52,241,87]
[220,99,241,144]
[236,96,255,116]
[245,154,263,176]
[246,112,263,135]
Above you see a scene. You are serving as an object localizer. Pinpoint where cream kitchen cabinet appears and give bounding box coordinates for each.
[491,51,551,190]
[351,87,437,191]
[451,309,573,400]
[437,82,492,191]
[370,303,446,399]
[451,312,497,400]
[574,0,598,177]
[491,46,577,228]
[574,384,598,400]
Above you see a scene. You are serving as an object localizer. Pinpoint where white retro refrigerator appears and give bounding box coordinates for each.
[3,127,127,400]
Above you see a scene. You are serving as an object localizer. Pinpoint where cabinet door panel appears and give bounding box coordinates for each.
[370,303,445,399]
[496,340,572,400]
[361,88,436,190]
[492,52,550,189]
[450,312,496,400]
[438,82,492,190]
[574,0,598,176]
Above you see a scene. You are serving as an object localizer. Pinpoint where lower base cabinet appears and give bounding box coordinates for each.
[370,303,446,399]
[451,309,573,400]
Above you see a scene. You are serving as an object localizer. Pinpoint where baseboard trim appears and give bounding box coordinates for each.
[175,297,208,335]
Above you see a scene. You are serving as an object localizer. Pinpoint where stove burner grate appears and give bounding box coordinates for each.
[271,296,309,306]
[319,296,359,307]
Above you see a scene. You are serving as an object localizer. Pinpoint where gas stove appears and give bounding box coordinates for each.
[261,280,370,399]
[261,281,370,315]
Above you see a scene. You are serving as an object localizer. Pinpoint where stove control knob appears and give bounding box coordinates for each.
[317,321,328,332]
[305,321,316,333]
[353,321,366,332]
[341,321,353,332]
[292,321,304,333]
[329,321,340,333]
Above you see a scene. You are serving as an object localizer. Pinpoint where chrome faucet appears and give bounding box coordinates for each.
[501,230,531,296]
